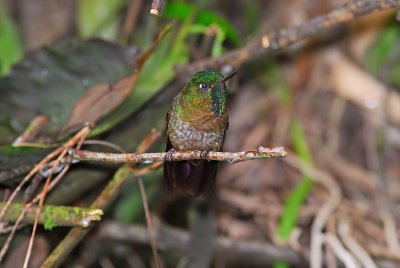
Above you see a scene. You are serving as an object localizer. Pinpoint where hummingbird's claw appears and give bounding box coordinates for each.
[201,150,211,161]
[165,148,176,161]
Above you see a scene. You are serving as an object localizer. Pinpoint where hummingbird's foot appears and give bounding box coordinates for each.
[200,150,211,161]
[165,148,176,161]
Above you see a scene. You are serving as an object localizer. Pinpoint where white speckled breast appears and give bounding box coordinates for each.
[168,115,226,151]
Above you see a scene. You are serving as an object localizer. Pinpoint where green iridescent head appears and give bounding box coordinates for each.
[183,70,235,116]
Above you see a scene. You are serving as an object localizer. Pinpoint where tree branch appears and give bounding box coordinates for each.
[0,202,102,229]
[97,221,302,266]
[67,146,287,165]
[182,0,400,73]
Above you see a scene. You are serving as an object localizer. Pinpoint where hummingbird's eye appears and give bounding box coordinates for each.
[199,83,209,90]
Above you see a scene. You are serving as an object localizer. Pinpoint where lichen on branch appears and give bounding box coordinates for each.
[0,202,103,229]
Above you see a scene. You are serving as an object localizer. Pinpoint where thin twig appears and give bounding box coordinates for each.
[31,165,70,203]
[182,0,400,73]
[0,126,90,224]
[68,146,287,165]
[0,223,26,235]
[122,0,143,39]
[138,178,161,268]
[338,220,378,268]
[324,233,360,268]
[13,115,48,145]
[24,126,90,268]
[0,146,64,223]
[0,165,34,185]
[127,23,173,91]
[0,205,29,263]
[82,140,126,153]
[381,211,400,257]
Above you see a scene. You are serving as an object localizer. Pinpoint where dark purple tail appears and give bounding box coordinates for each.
[164,160,218,197]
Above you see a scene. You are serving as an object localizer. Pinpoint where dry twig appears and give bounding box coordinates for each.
[183,0,400,73]
[0,205,29,263]
[138,178,161,268]
[68,146,287,164]
[324,233,360,268]
[123,0,143,38]
[0,126,90,224]
[338,220,378,268]
[13,115,48,145]
[24,126,90,268]
[150,0,166,16]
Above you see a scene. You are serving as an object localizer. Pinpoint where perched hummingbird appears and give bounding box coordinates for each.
[164,70,235,197]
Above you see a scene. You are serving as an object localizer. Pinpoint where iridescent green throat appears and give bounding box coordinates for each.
[210,84,227,117]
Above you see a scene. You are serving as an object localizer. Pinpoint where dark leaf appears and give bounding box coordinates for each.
[0,145,52,171]
[0,39,137,144]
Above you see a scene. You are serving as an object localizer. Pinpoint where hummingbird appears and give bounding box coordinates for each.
[164,70,235,197]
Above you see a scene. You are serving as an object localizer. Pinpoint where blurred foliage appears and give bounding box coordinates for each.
[274,261,290,268]
[262,60,291,105]
[366,18,400,87]
[0,0,23,75]
[278,121,314,240]
[259,61,314,244]
[77,0,129,40]
[163,1,241,47]
[189,24,226,57]
[113,170,161,223]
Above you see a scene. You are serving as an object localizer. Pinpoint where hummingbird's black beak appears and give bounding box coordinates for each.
[221,71,237,84]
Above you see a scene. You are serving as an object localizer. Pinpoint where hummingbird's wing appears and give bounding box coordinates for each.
[164,112,217,197]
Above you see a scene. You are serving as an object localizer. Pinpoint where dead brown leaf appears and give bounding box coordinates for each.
[63,76,131,132]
